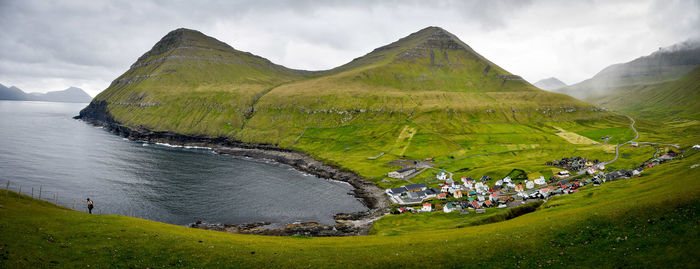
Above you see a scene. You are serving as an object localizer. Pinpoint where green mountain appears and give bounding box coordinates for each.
[80,27,628,183]
[556,39,700,100]
[589,66,700,121]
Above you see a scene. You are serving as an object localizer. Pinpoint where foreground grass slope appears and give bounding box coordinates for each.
[2,148,698,268]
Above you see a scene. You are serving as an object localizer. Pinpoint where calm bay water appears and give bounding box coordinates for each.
[0,101,366,226]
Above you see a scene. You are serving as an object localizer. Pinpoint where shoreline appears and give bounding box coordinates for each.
[74,101,390,236]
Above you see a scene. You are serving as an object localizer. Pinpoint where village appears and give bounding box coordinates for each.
[385,149,683,215]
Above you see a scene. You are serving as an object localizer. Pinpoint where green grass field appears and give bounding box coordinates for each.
[1,147,698,268]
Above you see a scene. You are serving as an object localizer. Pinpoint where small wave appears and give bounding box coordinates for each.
[154,142,183,148]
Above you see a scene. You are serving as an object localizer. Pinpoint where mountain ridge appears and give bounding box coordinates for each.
[79,26,617,185]
[556,39,700,100]
[0,84,92,103]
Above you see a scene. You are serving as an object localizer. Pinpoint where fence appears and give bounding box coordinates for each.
[1,179,144,218]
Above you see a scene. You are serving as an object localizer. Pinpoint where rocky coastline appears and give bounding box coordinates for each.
[74,101,390,236]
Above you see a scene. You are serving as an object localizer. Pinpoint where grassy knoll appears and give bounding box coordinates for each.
[2,149,699,268]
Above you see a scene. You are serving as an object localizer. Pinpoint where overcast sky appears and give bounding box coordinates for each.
[1,0,698,96]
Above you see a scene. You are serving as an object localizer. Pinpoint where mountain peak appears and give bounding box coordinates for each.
[400,26,472,51]
[134,28,234,65]
[533,77,567,91]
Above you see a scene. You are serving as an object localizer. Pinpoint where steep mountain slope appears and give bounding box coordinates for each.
[240,27,600,144]
[79,27,625,182]
[82,28,315,136]
[557,39,700,100]
[533,77,567,91]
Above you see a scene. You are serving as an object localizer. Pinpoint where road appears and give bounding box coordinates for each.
[603,115,639,166]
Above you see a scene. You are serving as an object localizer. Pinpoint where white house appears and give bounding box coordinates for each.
[534,176,546,186]
[443,202,455,213]
[474,182,485,191]
[437,171,447,180]
[557,170,570,178]
[503,176,512,183]
[525,180,535,189]
[421,203,432,212]
[388,167,417,179]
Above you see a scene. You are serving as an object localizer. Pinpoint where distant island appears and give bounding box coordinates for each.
[0,83,92,103]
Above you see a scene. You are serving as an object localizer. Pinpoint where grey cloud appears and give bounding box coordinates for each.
[0,0,697,96]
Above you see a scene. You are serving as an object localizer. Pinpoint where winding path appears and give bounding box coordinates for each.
[603,115,639,166]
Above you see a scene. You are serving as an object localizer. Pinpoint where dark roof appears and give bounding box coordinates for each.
[396,167,417,173]
[405,183,427,190]
[389,187,406,194]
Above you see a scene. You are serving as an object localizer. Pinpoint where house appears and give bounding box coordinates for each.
[693,145,700,150]
[631,142,638,147]
[586,167,597,175]
[503,176,512,183]
[514,184,524,192]
[424,188,438,199]
[480,176,491,182]
[443,202,456,213]
[483,200,492,207]
[437,171,448,180]
[421,203,432,212]
[477,195,485,202]
[388,167,417,179]
[556,170,570,178]
[596,163,606,171]
[453,190,464,198]
[387,187,407,195]
[425,157,435,162]
[632,168,643,176]
[534,176,546,186]
[404,183,427,192]
[437,193,447,200]
[525,180,535,189]
[489,192,499,202]
[470,201,480,209]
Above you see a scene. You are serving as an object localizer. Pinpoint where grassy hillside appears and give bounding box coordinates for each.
[590,66,700,120]
[82,27,638,183]
[90,28,315,136]
[2,147,698,268]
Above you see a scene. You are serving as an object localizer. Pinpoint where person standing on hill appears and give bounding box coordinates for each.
[83,198,94,214]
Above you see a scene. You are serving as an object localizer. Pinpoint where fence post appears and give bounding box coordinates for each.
[18,185,21,196]
[54,193,58,204]
[5,180,9,198]
[99,209,102,215]
[73,200,76,209]
[39,185,42,199]
[32,187,34,198]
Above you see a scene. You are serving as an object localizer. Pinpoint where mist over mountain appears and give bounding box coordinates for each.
[533,77,567,91]
[0,84,92,103]
[556,39,700,100]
